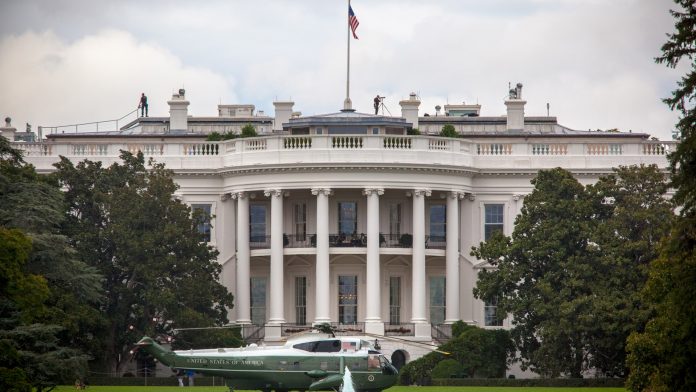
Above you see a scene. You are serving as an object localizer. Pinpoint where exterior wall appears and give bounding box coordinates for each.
[13,133,673,371]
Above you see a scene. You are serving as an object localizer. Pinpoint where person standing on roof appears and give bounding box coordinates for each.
[138,93,149,117]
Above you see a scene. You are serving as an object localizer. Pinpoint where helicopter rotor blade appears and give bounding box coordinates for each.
[362,332,451,355]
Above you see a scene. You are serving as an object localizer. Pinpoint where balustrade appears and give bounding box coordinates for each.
[532,143,568,155]
[13,142,51,156]
[10,135,672,172]
[586,143,622,155]
[73,144,108,156]
[477,143,512,155]
[182,143,219,156]
[332,136,363,149]
[283,136,312,149]
[128,144,164,155]
[383,136,412,149]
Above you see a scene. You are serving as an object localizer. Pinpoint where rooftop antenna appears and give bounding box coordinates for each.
[546,102,550,116]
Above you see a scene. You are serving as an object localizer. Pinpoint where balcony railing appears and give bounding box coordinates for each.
[380,233,412,248]
[285,233,314,248]
[425,235,447,249]
[249,235,271,249]
[13,135,674,173]
[329,233,367,247]
[248,233,446,249]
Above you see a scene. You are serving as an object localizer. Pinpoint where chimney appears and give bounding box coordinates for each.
[168,88,190,131]
[0,116,17,140]
[399,92,421,130]
[505,83,526,131]
[273,101,294,132]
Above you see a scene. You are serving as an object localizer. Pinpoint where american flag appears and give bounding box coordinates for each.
[349,5,359,39]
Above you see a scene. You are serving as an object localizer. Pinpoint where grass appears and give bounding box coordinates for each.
[52,387,627,392]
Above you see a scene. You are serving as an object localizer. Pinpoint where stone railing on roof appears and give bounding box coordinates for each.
[12,135,674,173]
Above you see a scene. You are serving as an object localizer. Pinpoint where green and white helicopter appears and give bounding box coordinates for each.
[136,327,447,392]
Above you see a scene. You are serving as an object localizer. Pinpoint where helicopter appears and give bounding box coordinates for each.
[136,332,396,391]
[135,326,448,392]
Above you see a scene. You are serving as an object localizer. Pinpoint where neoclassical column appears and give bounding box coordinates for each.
[265,189,285,324]
[311,187,332,324]
[232,192,251,324]
[411,189,430,324]
[363,188,384,328]
[445,191,464,323]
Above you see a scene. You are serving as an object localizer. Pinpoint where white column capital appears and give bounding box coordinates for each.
[220,192,232,202]
[448,191,466,200]
[264,189,283,198]
[465,192,476,201]
[311,187,333,196]
[513,194,525,201]
[230,191,247,200]
[413,189,431,197]
[362,188,384,196]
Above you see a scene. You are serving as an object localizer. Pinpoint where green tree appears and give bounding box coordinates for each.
[473,168,595,377]
[439,124,457,137]
[584,165,672,377]
[241,123,258,137]
[626,1,696,391]
[473,166,670,377]
[407,127,421,135]
[54,151,235,372]
[398,324,513,384]
[1,138,97,389]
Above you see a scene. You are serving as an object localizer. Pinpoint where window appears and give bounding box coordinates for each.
[485,298,503,326]
[338,202,358,235]
[316,127,323,135]
[294,203,306,241]
[249,204,267,243]
[389,277,401,325]
[484,204,504,241]
[338,275,358,324]
[250,277,267,325]
[191,204,212,242]
[389,203,401,237]
[295,276,307,325]
[429,276,446,324]
[429,204,446,242]
[372,127,379,134]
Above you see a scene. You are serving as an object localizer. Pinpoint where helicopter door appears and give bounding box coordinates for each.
[367,353,381,371]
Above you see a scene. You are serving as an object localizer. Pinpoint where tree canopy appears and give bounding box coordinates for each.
[473,165,671,378]
[1,136,95,391]
[439,124,458,138]
[53,151,235,371]
[626,1,696,391]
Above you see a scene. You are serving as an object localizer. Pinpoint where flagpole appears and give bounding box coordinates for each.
[343,0,353,111]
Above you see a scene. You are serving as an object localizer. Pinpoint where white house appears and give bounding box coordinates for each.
[10,85,673,371]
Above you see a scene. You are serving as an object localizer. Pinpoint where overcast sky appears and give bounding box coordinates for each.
[0,0,687,140]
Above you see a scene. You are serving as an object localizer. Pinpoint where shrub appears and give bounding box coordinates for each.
[432,359,465,379]
[439,124,457,138]
[407,127,420,135]
[241,123,257,137]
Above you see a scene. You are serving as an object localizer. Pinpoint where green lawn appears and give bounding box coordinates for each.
[52,387,627,392]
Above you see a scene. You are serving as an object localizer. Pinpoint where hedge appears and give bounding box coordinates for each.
[432,378,625,387]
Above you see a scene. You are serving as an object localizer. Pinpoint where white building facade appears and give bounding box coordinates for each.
[9,86,674,370]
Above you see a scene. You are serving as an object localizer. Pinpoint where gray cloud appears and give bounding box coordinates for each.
[0,0,685,140]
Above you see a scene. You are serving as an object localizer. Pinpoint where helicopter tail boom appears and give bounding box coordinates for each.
[135,336,177,367]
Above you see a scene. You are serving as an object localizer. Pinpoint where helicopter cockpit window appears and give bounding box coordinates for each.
[315,340,341,352]
[293,342,316,352]
[293,340,341,353]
